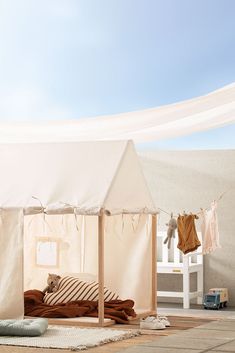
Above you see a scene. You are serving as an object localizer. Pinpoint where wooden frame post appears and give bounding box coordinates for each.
[98,210,105,326]
[151,214,157,313]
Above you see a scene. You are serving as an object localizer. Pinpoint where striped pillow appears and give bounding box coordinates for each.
[43,276,119,305]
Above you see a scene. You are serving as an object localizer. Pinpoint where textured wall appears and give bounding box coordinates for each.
[139,150,235,306]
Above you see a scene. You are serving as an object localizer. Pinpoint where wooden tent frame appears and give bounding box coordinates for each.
[23,208,157,328]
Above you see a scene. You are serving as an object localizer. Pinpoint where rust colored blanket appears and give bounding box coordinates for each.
[24,290,136,324]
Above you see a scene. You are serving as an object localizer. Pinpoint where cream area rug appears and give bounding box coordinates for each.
[0,325,140,351]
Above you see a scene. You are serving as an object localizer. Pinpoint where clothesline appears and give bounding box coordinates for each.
[32,190,228,219]
[157,190,229,218]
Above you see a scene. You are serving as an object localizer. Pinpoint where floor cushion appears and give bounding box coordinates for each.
[0,318,48,336]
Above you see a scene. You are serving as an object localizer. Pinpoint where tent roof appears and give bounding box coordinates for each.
[0,140,155,215]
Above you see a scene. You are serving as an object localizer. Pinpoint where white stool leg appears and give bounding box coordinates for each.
[197,269,203,304]
[183,256,190,309]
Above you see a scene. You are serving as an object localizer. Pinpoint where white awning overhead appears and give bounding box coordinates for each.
[0,82,234,143]
[0,140,155,214]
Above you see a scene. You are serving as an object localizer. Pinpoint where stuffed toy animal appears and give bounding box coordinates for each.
[164,213,177,249]
[43,273,61,294]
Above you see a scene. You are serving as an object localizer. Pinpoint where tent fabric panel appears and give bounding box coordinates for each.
[0,208,24,319]
[104,141,155,212]
[0,140,155,214]
[104,214,152,311]
[0,141,127,210]
[24,214,84,290]
[24,214,99,291]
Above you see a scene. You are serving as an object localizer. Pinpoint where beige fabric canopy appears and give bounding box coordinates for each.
[0,140,155,214]
[0,82,234,143]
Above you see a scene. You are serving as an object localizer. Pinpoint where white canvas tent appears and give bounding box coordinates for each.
[0,140,157,326]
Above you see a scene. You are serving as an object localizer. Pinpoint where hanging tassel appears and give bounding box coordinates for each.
[74,213,80,233]
[122,214,124,234]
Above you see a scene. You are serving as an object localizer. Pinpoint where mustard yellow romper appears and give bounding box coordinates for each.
[177,214,201,254]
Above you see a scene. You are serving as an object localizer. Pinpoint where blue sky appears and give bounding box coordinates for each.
[0,0,234,148]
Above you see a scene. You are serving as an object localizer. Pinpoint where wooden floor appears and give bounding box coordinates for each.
[0,316,214,353]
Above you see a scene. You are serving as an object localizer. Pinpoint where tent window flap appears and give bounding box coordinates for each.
[35,238,59,267]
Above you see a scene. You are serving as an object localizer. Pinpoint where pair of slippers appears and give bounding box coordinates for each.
[140,315,170,330]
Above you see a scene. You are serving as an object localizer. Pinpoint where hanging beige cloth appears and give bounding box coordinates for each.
[0,208,24,319]
[201,201,221,254]
[0,83,234,143]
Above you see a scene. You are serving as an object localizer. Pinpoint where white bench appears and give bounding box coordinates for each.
[157,231,203,309]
